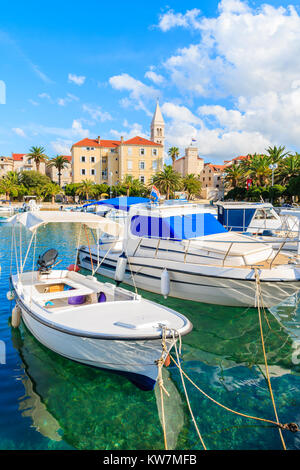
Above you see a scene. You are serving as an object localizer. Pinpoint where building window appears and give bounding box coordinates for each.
[152,148,158,157]
[102,169,107,179]
[102,157,107,164]
[81,156,86,163]
[128,147,132,156]
[139,175,145,183]
[86,147,90,151]
[90,147,95,151]
[90,156,95,163]
[140,148,145,156]
[128,160,133,170]
[91,169,96,176]
[81,169,86,176]
[152,161,157,170]
[209,177,211,181]
[139,161,145,170]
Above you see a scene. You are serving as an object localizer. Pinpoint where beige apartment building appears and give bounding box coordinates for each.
[173,146,204,176]
[0,156,13,177]
[173,146,227,200]
[46,155,72,187]
[11,153,46,174]
[71,101,165,186]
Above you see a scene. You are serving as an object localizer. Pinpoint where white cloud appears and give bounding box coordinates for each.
[82,104,113,122]
[162,102,202,125]
[28,99,39,106]
[154,0,300,160]
[38,93,52,101]
[109,122,147,140]
[57,93,79,106]
[12,127,26,137]
[157,8,201,32]
[145,69,165,85]
[109,73,159,115]
[26,119,89,140]
[68,73,86,86]
[51,139,73,155]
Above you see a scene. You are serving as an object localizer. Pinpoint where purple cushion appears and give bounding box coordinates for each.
[68,295,86,305]
[98,292,106,303]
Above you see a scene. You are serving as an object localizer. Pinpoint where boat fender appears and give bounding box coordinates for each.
[115,252,127,285]
[161,268,170,299]
[68,264,80,272]
[164,354,171,367]
[6,290,15,301]
[11,304,21,328]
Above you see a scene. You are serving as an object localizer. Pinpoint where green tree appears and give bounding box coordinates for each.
[43,182,62,204]
[182,174,202,200]
[151,165,182,200]
[287,175,300,199]
[76,179,97,201]
[0,176,18,201]
[27,146,48,172]
[278,153,300,185]
[266,145,290,164]
[47,155,70,187]
[20,170,51,190]
[243,154,272,187]
[168,147,180,164]
[224,163,245,188]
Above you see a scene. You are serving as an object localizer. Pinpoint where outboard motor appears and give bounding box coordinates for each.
[115,252,128,286]
[37,249,59,273]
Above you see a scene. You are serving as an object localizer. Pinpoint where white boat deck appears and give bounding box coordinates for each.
[14,270,189,338]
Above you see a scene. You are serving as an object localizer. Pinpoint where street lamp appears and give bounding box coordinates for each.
[269,163,278,186]
[269,163,278,204]
[109,171,113,198]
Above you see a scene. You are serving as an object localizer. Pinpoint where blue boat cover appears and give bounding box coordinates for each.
[130,213,227,239]
[217,206,256,231]
[83,197,150,211]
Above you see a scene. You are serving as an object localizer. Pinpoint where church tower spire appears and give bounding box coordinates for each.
[151,99,165,149]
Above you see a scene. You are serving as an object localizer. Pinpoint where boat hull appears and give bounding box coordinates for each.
[79,248,300,308]
[18,302,169,391]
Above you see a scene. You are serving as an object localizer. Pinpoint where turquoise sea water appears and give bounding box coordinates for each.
[0,222,300,450]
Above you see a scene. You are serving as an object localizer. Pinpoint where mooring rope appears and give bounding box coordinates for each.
[254,268,287,450]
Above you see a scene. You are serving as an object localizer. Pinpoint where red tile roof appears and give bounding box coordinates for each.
[205,163,226,171]
[72,138,120,149]
[61,155,72,162]
[122,136,162,146]
[12,153,27,161]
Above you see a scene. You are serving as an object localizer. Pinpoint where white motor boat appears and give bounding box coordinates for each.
[78,200,300,308]
[216,202,300,252]
[9,211,192,391]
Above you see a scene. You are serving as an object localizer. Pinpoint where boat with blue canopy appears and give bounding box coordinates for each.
[78,201,300,308]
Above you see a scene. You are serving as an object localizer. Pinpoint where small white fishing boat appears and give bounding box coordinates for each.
[8,211,192,390]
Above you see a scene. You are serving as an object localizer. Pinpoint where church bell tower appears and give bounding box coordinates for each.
[151,100,165,150]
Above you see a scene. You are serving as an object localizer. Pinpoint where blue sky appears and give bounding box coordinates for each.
[1,0,300,163]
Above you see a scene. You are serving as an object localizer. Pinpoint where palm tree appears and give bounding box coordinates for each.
[168,147,180,164]
[183,174,202,200]
[0,176,18,201]
[27,146,48,172]
[47,155,70,187]
[224,163,245,188]
[43,182,61,204]
[243,154,272,187]
[278,153,300,185]
[266,145,290,164]
[151,165,182,200]
[76,179,97,201]
[123,175,134,197]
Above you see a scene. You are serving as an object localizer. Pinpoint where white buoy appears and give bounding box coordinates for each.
[11,305,21,328]
[6,290,15,301]
[161,268,170,299]
[115,252,128,284]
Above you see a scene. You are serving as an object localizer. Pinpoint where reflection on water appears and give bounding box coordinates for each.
[0,223,300,450]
